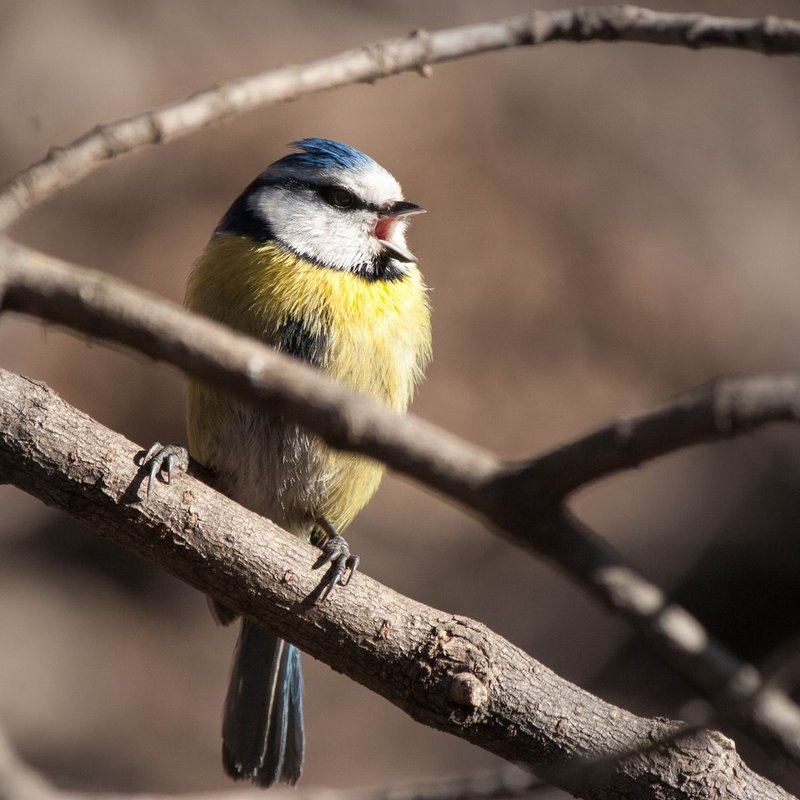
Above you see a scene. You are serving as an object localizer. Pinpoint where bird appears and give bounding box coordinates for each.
[144,138,431,787]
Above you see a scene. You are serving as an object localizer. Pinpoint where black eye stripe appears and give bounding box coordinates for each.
[261,175,382,214]
[316,183,382,213]
[318,184,356,209]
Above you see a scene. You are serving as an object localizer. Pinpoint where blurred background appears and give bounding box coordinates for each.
[2,0,800,796]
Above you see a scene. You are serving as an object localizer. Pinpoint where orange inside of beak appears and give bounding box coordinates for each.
[375,217,394,241]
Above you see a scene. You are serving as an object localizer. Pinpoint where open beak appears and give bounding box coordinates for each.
[384,200,426,218]
[380,239,416,263]
[377,201,426,262]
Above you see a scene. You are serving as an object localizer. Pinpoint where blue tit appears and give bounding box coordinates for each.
[146,139,431,786]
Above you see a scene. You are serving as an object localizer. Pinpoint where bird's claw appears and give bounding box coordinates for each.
[141,443,189,498]
[312,522,359,603]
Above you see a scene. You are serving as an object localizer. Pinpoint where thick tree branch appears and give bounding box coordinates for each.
[0,369,792,800]
[3,238,800,769]
[1,6,799,230]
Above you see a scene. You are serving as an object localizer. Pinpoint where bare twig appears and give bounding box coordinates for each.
[0,368,792,800]
[3,4,799,795]
[1,6,799,230]
[3,239,800,770]
[367,767,538,800]
[0,727,57,800]
[507,377,800,501]
[0,718,537,800]
[0,727,532,800]
[0,239,501,509]
[0,723,533,800]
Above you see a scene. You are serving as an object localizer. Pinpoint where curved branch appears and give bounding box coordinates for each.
[0,238,501,509]
[507,376,800,500]
[0,716,535,800]
[0,727,57,800]
[1,6,799,230]
[0,369,792,800]
[3,238,800,769]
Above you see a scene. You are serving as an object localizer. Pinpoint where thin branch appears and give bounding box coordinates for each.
[0,726,540,800]
[0,723,533,800]
[0,238,502,511]
[507,377,800,500]
[3,238,800,769]
[364,767,539,800]
[1,6,800,230]
[0,719,533,800]
[0,727,57,800]
[0,369,791,800]
[540,511,800,761]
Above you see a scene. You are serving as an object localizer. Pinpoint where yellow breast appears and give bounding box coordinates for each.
[185,233,431,531]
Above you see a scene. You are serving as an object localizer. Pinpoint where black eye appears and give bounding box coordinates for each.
[320,185,355,209]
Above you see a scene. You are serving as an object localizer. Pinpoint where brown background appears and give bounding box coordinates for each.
[2,1,800,797]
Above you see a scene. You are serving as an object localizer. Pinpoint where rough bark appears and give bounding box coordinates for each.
[3,239,800,768]
[0,368,793,800]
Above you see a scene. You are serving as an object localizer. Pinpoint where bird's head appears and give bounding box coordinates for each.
[217,138,425,280]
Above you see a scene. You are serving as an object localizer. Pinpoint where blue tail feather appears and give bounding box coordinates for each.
[222,619,304,786]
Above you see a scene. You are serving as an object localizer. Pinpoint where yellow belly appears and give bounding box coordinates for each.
[185,234,431,533]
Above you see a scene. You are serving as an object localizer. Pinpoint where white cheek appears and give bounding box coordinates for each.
[389,218,410,246]
[256,189,380,271]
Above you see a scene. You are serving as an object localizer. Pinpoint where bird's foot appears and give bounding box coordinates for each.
[311,519,359,603]
[141,442,189,498]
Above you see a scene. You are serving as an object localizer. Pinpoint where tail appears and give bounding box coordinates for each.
[222,618,305,786]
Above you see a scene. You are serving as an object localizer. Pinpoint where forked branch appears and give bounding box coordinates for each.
[3,5,800,793]
[2,239,800,771]
[0,368,791,800]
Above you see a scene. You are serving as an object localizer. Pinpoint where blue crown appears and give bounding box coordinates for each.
[273,138,375,171]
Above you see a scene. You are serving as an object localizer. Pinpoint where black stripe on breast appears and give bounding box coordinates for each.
[276,317,329,369]
[367,251,406,282]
